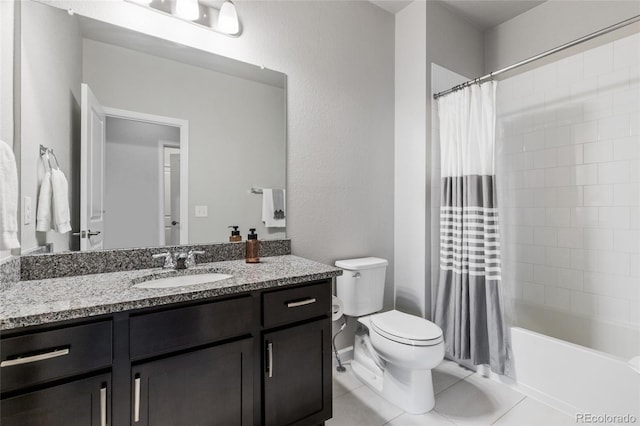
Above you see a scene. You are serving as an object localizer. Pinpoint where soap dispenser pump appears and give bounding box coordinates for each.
[228,226,242,242]
[246,228,260,263]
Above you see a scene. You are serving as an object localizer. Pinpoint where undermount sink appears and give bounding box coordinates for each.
[132,271,233,289]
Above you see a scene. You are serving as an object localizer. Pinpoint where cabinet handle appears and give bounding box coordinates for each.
[286,298,316,308]
[267,342,274,378]
[134,375,141,422]
[100,385,107,426]
[0,348,69,367]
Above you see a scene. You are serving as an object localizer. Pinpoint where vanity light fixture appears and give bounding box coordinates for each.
[125,0,242,37]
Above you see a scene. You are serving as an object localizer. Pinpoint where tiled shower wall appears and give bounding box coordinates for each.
[497,32,639,355]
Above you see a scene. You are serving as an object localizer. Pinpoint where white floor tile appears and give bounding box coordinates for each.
[332,363,364,399]
[492,397,575,426]
[384,410,456,425]
[433,359,475,394]
[434,373,525,425]
[327,385,404,426]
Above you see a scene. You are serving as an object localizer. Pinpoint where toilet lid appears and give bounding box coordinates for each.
[370,310,443,346]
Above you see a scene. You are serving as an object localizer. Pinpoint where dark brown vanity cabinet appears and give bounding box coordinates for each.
[262,281,332,426]
[0,279,333,426]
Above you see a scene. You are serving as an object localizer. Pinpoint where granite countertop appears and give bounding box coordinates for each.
[0,255,342,331]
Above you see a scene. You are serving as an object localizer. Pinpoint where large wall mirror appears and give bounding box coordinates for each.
[19,0,286,253]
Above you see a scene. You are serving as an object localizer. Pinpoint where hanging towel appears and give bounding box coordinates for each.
[50,168,71,234]
[261,188,286,228]
[36,170,53,232]
[272,189,285,220]
[0,139,20,250]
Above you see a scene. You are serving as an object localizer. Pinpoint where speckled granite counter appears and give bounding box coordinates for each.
[1,255,342,331]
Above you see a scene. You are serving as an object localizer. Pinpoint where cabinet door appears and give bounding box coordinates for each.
[132,338,253,426]
[264,319,331,426]
[1,373,111,426]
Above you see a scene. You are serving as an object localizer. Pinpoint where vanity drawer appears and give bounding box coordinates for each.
[263,281,331,328]
[129,296,253,360]
[1,321,112,393]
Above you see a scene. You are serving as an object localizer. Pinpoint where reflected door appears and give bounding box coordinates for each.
[80,83,105,251]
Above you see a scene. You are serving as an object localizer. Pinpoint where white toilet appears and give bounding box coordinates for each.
[335,257,444,414]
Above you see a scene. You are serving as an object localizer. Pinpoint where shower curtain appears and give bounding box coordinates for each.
[433,81,510,374]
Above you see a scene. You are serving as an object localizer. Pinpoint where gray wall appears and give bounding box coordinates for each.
[20,1,81,253]
[485,1,640,72]
[82,39,286,244]
[104,118,180,249]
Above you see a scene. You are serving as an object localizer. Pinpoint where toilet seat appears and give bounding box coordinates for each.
[370,310,443,347]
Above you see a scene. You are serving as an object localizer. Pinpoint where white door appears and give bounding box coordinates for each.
[80,83,105,251]
[169,152,181,245]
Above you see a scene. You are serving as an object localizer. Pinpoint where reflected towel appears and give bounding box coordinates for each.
[0,139,20,249]
[261,188,286,228]
[51,168,71,233]
[36,171,53,232]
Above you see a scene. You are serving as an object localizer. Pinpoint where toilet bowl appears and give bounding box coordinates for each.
[335,257,445,414]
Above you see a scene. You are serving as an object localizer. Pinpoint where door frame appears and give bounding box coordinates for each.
[158,140,180,246]
[102,107,189,245]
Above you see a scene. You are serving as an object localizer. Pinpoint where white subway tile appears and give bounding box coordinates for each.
[583,93,613,121]
[632,115,639,136]
[545,208,571,227]
[532,109,557,131]
[546,247,572,268]
[557,55,583,86]
[571,76,599,100]
[556,144,583,166]
[545,167,575,187]
[557,268,584,291]
[511,113,534,135]
[545,286,571,310]
[630,254,640,277]
[596,251,630,275]
[557,227,584,248]
[520,91,546,110]
[522,169,546,188]
[584,141,613,163]
[583,43,613,78]
[534,63,557,92]
[522,245,546,264]
[570,249,586,270]
[584,272,638,300]
[612,88,640,115]
[613,229,640,254]
[598,114,630,140]
[511,72,535,98]
[534,227,557,247]
[583,228,613,251]
[598,206,630,229]
[597,67,630,92]
[556,102,584,126]
[523,208,546,226]
[544,126,572,148]
[613,33,640,69]
[523,282,545,305]
[523,129,546,151]
[515,262,534,282]
[583,185,613,206]
[598,296,630,323]
[598,161,630,184]
[613,183,639,206]
[516,226,535,244]
[534,188,557,207]
[572,121,598,144]
[574,164,599,185]
[571,291,598,316]
[556,186,584,207]
[630,302,640,325]
[534,264,557,286]
[631,207,640,230]
[571,207,599,227]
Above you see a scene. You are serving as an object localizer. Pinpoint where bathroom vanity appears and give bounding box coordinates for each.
[0,254,341,426]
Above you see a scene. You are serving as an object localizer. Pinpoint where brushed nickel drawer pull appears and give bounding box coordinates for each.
[267,342,274,378]
[0,348,70,367]
[100,385,107,426]
[287,298,317,308]
[134,376,141,422]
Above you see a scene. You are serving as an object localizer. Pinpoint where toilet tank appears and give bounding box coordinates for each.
[335,257,388,316]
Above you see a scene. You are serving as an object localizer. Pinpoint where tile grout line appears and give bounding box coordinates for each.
[489,395,528,425]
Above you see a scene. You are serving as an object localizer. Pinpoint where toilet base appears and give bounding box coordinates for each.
[351,338,436,414]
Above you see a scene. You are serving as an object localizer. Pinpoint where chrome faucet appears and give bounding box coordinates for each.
[152,252,175,269]
[154,250,205,270]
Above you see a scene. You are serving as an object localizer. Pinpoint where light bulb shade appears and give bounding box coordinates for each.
[218,1,239,35]
[175,0,199,20]
[131,0,153,4]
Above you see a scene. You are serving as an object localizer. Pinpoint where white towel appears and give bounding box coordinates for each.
[36,170,53,232]
[262,188,286,228]
[0,139,20,250]
[51,168,71,234]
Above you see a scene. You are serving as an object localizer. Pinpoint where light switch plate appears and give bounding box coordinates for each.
[195,205,208,217]
[24,196,32,225]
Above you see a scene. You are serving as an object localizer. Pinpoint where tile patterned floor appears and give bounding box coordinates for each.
[328,360,575,426]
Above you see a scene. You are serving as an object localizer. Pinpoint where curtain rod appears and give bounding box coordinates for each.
[433,14,640,100]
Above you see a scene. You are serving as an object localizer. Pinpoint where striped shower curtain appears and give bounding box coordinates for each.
[433,81,510,375]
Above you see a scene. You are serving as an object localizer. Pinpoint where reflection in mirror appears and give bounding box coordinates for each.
[19,0,286,253]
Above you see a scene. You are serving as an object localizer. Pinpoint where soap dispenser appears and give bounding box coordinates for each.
[228,226,242,242]
[246,228,260,263]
